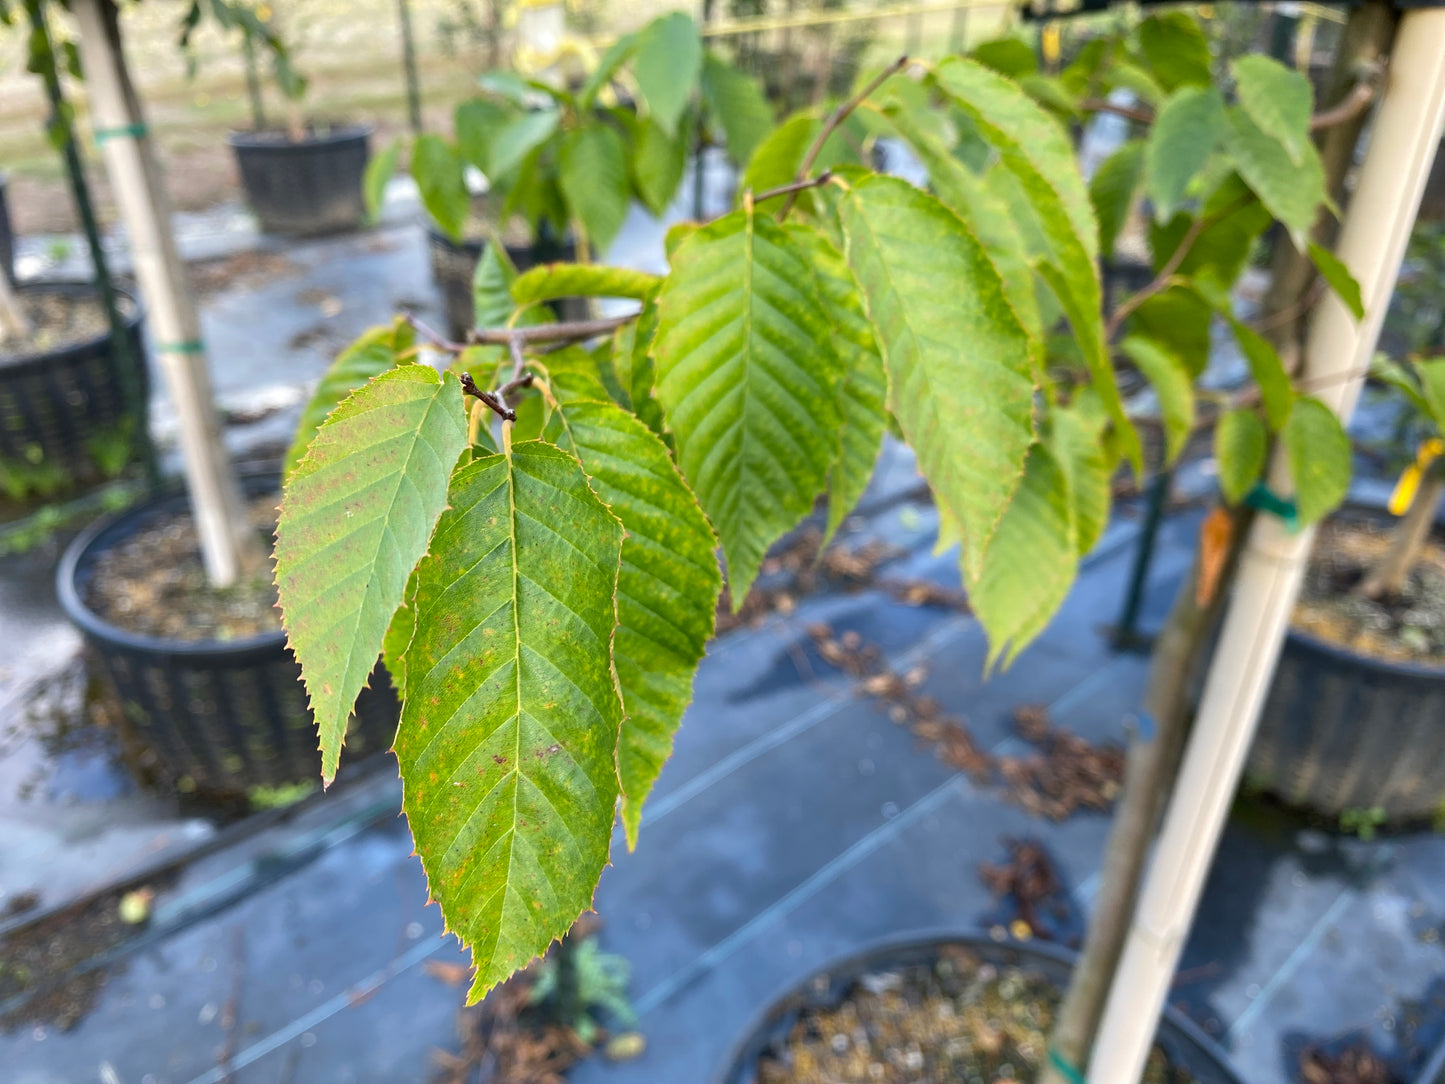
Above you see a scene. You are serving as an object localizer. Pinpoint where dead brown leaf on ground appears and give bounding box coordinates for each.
[1299,1044,1397,1084]
[979,838,1065,941]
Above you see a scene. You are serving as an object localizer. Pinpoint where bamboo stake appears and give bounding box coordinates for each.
[72,0,260,586]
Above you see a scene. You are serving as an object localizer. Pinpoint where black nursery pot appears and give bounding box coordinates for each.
[426,225,589,340]
[716,932,1244,1084]
[228,124,371,236]
[0,280,146,484]
[57,471,398,797]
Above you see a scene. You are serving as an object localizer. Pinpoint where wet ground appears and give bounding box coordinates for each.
[2,158,1444,1083]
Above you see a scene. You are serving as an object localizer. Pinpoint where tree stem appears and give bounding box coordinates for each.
[1358,469,1443,599]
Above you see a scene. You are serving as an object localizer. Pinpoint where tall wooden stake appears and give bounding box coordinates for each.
[72,0,260,586]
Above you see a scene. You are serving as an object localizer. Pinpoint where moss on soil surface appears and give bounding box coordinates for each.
[754,948,1193,1083]
[1293,517,1445,665]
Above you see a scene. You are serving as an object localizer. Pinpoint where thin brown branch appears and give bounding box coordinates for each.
[405,313,466,353]
[459,371,515,422]
[778,54,909,220]
[1310,75,1378,131]
[1079,97,1155,125]
[469,315,635,346]
[752,169,834,206]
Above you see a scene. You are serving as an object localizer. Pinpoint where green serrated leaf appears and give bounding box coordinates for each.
[1145,86,1225,221]
[1228,317,1296,430]
[881,103,1042,347]
[621,302,667,438]
[277,366,469,783]
[1121,336,1194,465]
[1282,396,1351,524]
[413,134,470,241]
[455,98,512,173]
[559,125,631,251]
[473,241,520,329]
[578,32,638,111]
[630,117,688,216]
[1224,106,1324,248]
[967,442,1077,670]
[1372,355,1434,419]
[542,398,719,848]
[285,320,415,478]
[1050,397,1111,556]
[1090,139,1145,261]
[489,109,561,182]
[1418,359,1445,427]
[787,224,888,544]
[1307,242,1364,321]
[972,37,1037,78]
[364,138,401,224]
[1147,173,1270,298]
[381,565,420,688]
[700,51,773,166]
[1216,407,1267,505]
[932,58,1139,473]
[1130,285,1214,378]
[1232,55,1312,167]
[653,205,841,604]
[512,263,660,306]
[1137,12,1212,91]
[841,175,1035,580]
[395,440,624,1001]
[634,11,702,137]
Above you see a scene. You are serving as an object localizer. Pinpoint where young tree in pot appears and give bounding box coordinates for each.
[273,14,1363,1078]
[199,1,373,235]
[367,10,772,336]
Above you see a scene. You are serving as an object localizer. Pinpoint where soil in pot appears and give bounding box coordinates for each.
[754,946,1194,1084]
[84,494,280,642]
[0,290,109,362]
[1292,516,1445,665]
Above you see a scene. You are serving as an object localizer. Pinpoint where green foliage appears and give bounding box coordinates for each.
[1308,243,1365,321]
[275,365,469,782]
[277,17,1364,1002]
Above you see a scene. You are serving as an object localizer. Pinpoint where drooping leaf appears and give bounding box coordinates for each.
[1282,396,1351,525]
[1145,86,1225,221]
[1121,336,1194,464]
[740,110,859,213]
[473,241,522,329]
[1137,12,1212,91]
[381,565,420,688]
[652,205,841,603]
[881,103,1043,346]
[1130,285,1214,378]
[488,109,561,182]
[972,38,1038,78]
[633,11,702,137]
[841,175,1035,579]
[617,301,667,438]
[1215,407,1267,505]
[542,397,719,847]
[1050,396,1112,556]
[512,264,660,306]
[412,134,470,241]
[276,366,469,783]
[699,51,773,165]
[1231,55,1312,167]
[967,442,1077,670]
[455,98,512,173]
[1372,355,1434,419]
[1090,139,1145,261]
[787,224,888,543]
[363,138,401,224]
[395,440,624,1001]
[629,117,688,216]
[559,125,631,252]
[1307,242,1365,321]
[1417,359,1445,426]
[931,58,1139,472]
[285,320,415,478]
[1228,317,1295,430]
[578,32,638,111]
[1223,105,1325,248]
[1147,173,1270,298]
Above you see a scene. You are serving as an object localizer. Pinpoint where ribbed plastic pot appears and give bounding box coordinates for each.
[715,932,1244,1084]
[425,225,589,340]
[1247,624,1445,822]
[0,280,146,483]
[228,124,371,236]
[0,171,14,284]
[57,471,398,797]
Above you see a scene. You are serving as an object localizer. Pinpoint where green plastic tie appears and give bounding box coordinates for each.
[1242,482,1300,530]
[93,122,147,145]
[157,339,205,355]
[1048,1046,1089,1084]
